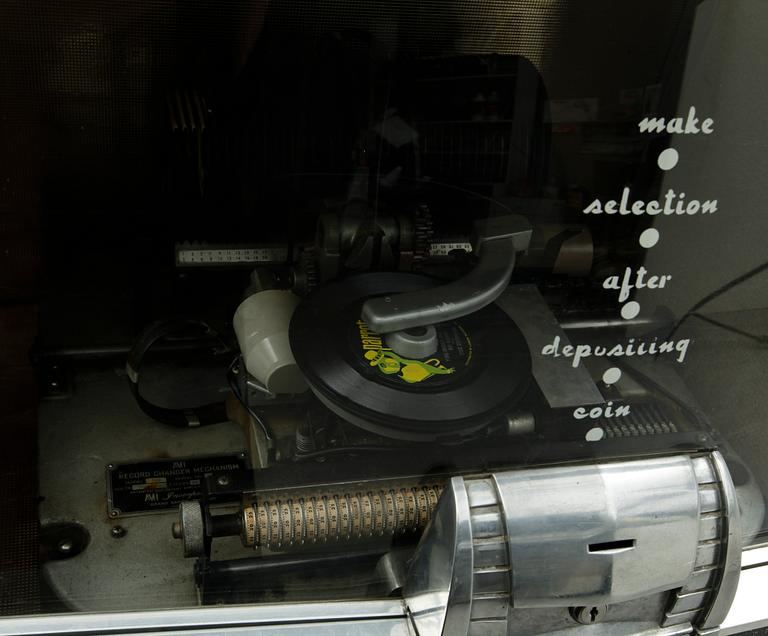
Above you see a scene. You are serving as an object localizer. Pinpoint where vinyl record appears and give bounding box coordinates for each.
[289,273,531,441]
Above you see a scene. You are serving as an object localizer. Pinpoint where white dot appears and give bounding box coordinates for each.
[639,228,660,248]
[621,301,640,320]
[586,427,605,442]
[657,148,679,171]
[602,367,622,385]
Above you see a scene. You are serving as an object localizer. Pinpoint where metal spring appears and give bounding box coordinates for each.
[243,484,444,550]
[294,425,315,454]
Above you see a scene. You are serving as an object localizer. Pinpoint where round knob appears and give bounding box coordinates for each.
[175,501,205,558]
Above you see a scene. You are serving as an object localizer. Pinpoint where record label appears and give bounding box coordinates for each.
[352,319,472,387]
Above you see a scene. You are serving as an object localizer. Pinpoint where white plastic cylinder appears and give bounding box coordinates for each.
[233,290,308,394]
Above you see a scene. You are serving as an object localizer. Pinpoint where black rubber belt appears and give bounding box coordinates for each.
[126,319,228,428]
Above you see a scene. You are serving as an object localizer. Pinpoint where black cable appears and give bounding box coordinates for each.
[666,260,768,340]
[126,319,230,428]
[690,312,768,345]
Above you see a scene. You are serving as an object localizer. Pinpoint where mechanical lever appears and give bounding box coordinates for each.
[361,214,532,334]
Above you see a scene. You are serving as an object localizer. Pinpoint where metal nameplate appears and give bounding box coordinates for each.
[106,452,246,518]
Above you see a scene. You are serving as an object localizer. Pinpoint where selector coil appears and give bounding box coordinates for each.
[241,483,444,550]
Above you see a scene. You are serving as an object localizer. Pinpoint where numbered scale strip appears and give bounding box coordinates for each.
[175,243,289,267]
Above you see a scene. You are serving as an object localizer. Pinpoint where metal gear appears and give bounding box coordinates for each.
[411,204,434,271]
[291,246,319,296]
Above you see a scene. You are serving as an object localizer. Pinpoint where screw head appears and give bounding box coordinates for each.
[110,525,126,539]
[216,474,231,487]
[109,510,118,518]
[57,539,73,554]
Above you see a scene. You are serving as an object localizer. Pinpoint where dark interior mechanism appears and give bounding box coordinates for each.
[0,0,766,629]
[588,539,636,554]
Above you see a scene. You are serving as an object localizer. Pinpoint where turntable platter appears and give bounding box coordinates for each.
[289,273,531,441]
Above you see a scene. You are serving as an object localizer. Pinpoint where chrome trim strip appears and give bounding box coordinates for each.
[697,451,742,631]
[721,562,768,635]
[0,600,407,636]
[739,544,768,569]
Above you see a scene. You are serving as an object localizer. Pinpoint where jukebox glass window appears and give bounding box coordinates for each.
[0,0,766,632]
